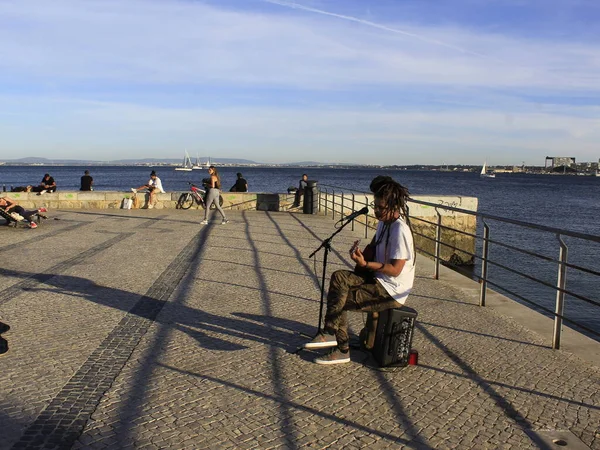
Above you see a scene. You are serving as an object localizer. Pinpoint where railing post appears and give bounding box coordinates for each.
[364,195,369,239]
[341,192,345,223]
[479,221,490,307]
[332,190,336,221]
[317,189,321,213]
[553,235,568,350]
[351,194,355,232]
[434,210,442,280]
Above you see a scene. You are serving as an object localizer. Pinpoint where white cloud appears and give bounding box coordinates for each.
[1,94,598,164]
[0,0,599,163]
[0,0,598,91]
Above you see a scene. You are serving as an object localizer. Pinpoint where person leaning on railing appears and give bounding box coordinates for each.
[292,173,308,207]
[302,177,416,365]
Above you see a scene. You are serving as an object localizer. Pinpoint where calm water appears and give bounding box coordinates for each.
[1,165,599,339]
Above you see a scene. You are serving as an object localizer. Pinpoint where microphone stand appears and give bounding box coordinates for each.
[291,216,355,354]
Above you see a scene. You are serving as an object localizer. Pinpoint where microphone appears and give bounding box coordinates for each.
[342,206,369,221]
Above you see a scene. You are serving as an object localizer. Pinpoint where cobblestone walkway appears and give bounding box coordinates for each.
[1,209,598,449]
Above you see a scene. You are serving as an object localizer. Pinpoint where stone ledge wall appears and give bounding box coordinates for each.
[3,190,477,264]
[3,191,299,212]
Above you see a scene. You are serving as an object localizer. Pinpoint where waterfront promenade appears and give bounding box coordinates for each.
[0,209,598,449]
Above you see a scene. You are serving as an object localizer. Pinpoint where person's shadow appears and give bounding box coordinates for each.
[1,267,312,353]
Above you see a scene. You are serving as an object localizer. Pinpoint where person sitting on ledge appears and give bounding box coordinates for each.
[80,170,94,191]
[132,170,165,209]
[31,173,57,195]
[0,195,48,229]
[302,177,416,365]
[229,172,248,192]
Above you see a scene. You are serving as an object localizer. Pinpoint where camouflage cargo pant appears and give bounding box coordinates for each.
[324,269,397,350]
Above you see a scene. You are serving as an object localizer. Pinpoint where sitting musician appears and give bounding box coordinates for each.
[0,195,47,229]
[303,177,416,365]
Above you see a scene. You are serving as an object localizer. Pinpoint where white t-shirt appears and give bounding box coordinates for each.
[374,217,415,304]
[148,177,165,193]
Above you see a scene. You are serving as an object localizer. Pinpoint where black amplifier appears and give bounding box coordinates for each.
[372,306,418,367]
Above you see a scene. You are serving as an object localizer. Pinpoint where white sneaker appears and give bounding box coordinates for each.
[221,219,229,225]
[147,204,153,209]
[200,219,208,225]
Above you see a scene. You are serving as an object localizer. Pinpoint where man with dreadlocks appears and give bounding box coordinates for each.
[303,177,416,364]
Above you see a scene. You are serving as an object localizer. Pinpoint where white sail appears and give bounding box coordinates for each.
[192,152,202,169]
[175,151,193,171]
[480,161,495,178]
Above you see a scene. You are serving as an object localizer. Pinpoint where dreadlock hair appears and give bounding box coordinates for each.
[373,178,416,261]
[369,175,394,195]
[374,180,410,221]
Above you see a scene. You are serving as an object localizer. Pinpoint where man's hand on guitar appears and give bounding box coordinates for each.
[350,240,367,268]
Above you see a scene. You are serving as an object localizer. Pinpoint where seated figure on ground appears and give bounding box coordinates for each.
[132,170,165,209]
[302,177,416,365]
[0,195,48,229]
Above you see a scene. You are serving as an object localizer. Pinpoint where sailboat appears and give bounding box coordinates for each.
[192,153,202,170]
[204,157,211,169]
[480,162,496,178]
[174,151,193,171]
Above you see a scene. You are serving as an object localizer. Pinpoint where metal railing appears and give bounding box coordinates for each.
[316,183,600,349]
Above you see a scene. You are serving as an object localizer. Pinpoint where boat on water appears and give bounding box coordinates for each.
[175,151,193,171]
[480,162,496,178]
[192,153,203,170]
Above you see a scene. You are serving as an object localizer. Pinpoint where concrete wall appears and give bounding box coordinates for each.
[317,192,478,265]
[2,191,299,212]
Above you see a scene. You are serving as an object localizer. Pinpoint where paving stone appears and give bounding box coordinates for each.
[0,209,598,450]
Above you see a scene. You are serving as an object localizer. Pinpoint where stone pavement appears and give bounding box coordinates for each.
[0,209,598,450]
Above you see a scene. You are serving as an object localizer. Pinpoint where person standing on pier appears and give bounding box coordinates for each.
[201,166,228,225]
[303,178,416,365]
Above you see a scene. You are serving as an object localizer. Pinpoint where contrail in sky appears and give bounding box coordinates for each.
[262,0,496,61]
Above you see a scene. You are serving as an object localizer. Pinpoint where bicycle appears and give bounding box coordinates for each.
[176,182,224,210]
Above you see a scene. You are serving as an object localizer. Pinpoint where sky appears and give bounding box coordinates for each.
[1,0,599,165]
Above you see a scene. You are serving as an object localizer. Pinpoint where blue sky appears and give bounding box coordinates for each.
[1,0,599,165]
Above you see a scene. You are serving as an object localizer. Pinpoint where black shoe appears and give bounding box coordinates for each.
[0,321,9,334]
[0,336,8,356]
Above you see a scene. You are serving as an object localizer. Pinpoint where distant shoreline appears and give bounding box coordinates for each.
[2,162,599,176]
